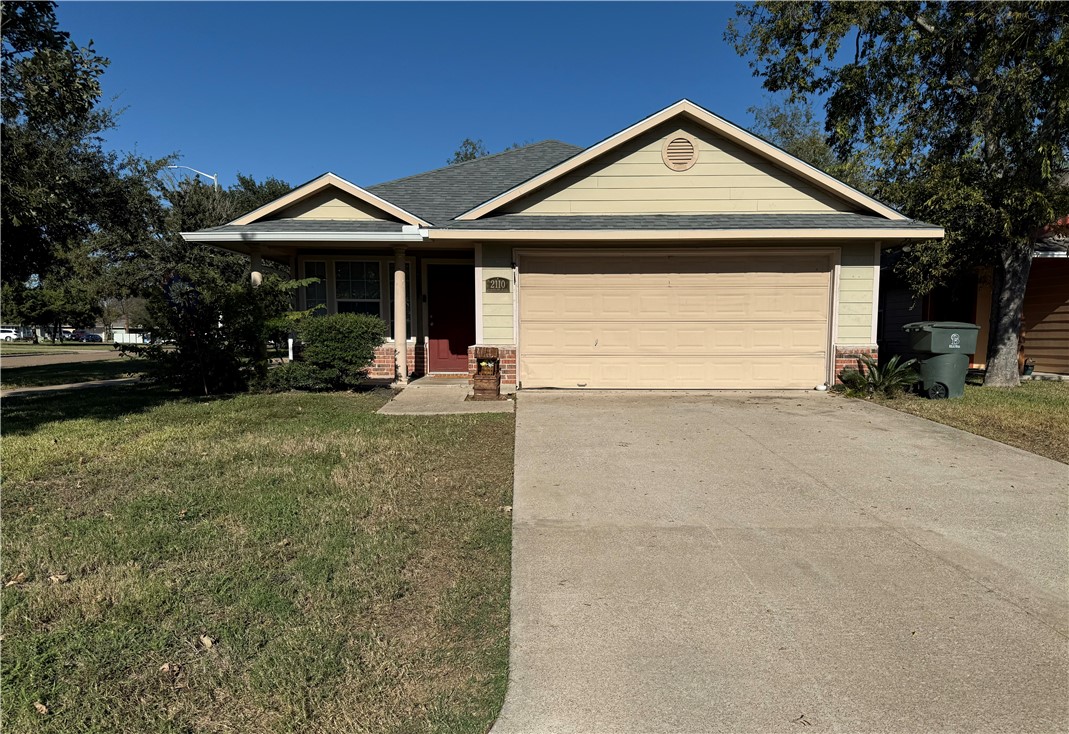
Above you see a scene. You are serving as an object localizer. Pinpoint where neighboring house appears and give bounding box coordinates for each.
[878,225,1068,376]
[182,99,943,390]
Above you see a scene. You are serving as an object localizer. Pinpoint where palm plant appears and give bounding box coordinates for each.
[837,354,918,398]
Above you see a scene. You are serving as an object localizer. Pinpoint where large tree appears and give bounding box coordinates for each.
[728,2,1069,386]
[1,1,164,285]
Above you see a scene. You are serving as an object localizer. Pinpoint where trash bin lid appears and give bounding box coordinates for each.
[903,321,980,331]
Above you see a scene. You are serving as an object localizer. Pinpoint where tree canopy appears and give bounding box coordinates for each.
[728,1,1069,386]
[448,137,490,164]
[1,1,165,286]
[748,99,871,193]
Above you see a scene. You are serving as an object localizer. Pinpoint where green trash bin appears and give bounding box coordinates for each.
[902,321,981,399]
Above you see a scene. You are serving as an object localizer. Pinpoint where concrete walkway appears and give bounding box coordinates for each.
[377,377,514,415]
[494,391,1068,734]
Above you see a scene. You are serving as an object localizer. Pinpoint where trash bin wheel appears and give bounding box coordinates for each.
[926,382,949,400]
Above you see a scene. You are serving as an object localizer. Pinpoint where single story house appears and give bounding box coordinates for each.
[182,99,943,390]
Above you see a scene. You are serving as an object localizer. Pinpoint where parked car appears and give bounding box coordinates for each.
[81,333,103,342]
[0,328,18,341]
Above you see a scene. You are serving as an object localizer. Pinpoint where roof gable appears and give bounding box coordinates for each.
[500,119,857,216]
[456,100,906,222]
[229,172,430,227]
[269,188,403,222]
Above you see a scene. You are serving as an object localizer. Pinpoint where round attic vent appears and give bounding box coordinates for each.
[662,134,698,171]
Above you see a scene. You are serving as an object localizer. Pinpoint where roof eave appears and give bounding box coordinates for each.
[180,229,427,243]
[428,227,944,241]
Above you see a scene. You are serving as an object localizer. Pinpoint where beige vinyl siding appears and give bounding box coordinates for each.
[837,242,877,344]
[481,243,515,344]
[270,189,402,222]
[502,120,857,216]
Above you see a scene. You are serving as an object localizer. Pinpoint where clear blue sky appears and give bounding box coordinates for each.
[57,1,777,190]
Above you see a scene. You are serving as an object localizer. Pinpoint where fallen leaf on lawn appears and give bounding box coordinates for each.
[160,662,181,675]
[500,505,512,514]
[277,538,291,547]
[4,572,27,587]
[33,701,49,715]
[199,635,215,649]
[49,574,69,584]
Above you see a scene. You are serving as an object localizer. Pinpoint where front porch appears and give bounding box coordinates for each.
[278,246,510,386]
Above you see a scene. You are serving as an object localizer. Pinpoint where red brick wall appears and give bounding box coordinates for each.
[467,345,517,387]
[834,345,879,383]
[369,342,426,381]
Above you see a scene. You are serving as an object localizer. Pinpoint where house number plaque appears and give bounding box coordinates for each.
[485,277,510,293]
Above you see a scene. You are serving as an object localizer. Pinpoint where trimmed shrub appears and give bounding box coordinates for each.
[295,313,387,389]
[255,362,333,392]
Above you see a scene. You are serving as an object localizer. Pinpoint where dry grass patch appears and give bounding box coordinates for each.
[1,387,514,733]
[871,380,1068,463]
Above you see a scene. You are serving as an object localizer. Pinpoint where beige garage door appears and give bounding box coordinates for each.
[519,251,832,389]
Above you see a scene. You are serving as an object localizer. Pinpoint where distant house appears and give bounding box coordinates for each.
[182,100,942,390]
[878,223,1068,375]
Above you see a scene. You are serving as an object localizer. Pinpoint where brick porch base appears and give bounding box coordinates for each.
[834,345,879,383]
[369,342,426,381]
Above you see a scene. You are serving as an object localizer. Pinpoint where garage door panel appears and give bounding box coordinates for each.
[520,354,826,389]
[523,288,827,322]
[523,322,826,354]
[519,251,831,389]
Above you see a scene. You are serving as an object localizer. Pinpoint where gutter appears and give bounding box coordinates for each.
[180,226,428,243]
[426,227,945,241]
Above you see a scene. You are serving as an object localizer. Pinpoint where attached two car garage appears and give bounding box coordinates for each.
[517,250,834,390]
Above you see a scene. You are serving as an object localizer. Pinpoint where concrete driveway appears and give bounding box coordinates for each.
[493,391,1068,734]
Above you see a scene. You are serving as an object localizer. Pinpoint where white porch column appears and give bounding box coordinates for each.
[250,251,263,288]
[393,247,408,384]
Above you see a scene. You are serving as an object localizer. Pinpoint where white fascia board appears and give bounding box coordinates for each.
[427,227,945,242]
[181,231,426,243]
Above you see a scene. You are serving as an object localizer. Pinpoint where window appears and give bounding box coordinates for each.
[304,261,327,314]
[335,261,381,317]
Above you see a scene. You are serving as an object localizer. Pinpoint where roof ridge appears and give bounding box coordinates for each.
[366,140,582,190]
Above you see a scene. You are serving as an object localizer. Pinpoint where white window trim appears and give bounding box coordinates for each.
[297,254,416,343]
[334,260,383,316]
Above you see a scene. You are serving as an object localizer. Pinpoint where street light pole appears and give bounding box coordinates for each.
[167,165,219,191]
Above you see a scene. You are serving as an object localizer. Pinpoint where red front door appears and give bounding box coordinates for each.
[427,263,476,372]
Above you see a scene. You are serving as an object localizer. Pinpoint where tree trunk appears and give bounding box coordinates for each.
[983,243,1033,387]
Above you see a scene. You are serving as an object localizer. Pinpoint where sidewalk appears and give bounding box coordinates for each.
[377,377,514,415]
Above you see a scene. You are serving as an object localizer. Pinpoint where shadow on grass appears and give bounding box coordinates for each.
[0,384,235,436]
[1,359,146,389]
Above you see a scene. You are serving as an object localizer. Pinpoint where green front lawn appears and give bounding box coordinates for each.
[873,380,1069,464]
[2,359,146,389]
[1,387,515,732]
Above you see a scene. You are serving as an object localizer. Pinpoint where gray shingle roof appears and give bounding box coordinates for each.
[437,213,942,231]
[366,140,583,225]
